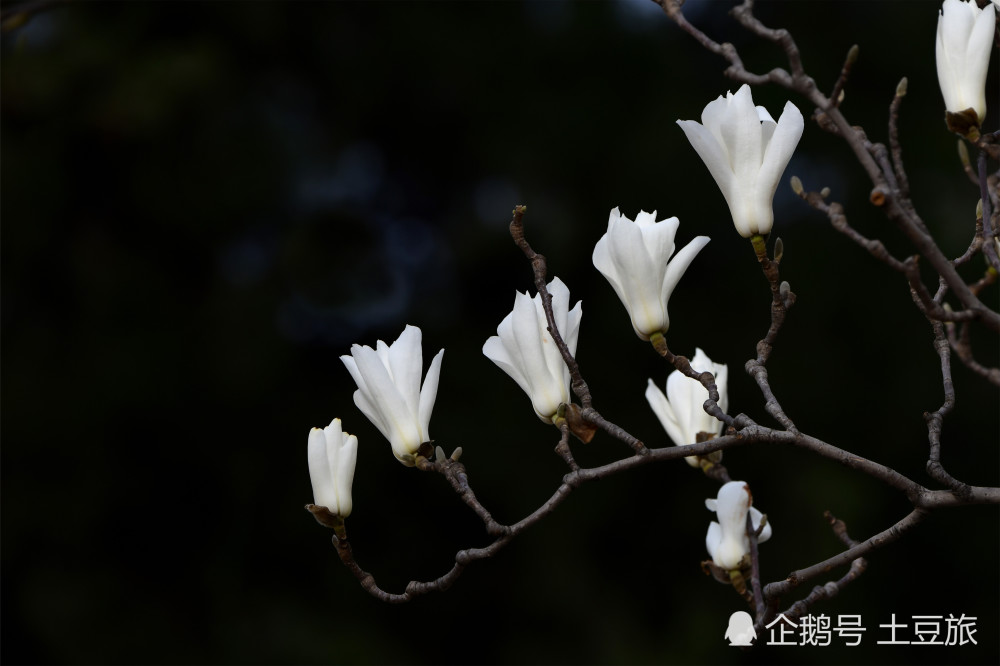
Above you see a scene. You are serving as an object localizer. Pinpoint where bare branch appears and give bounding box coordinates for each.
[763,508,928,603]
[762,512,867,628]
[888,78,911,200]
[660,0,1000,331]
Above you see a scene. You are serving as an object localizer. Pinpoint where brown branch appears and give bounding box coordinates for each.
[416,457,509,537]
[730,0,808,84]
[508,206,595,410]
[509,207,652,456]
[554,419,580,472]
[744,236,797,432]
[888,78,910,200]
[659,0,1000,332]
[746,511,767,623]
[828,44,858,110]
[319,418,997,603]
[978,143,1000,272]
[759,511,867,629]
[801,191,908,272]
[923,320,971,497]
[945,269,1000,386]
[649,336,734,430]
[763,508,927,604]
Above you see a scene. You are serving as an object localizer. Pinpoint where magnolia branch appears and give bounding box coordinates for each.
[766,512,868,627]
[319,213,998,606]
[320,415,997,604]
[314,3,999,627]
[509,205,649,454]
[509,206,595,412]
[655,0,1000,332]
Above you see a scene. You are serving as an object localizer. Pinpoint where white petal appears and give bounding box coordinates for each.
[642,216,679,271]
[715,481,751,537]
[677,119,737,205]
[757,101,804,212]
[706,521,722,561]
[484,281,578,424]
[418,348,445,440]
[660,235,710,306]
[646,378,684,445]
[322,419,357,518]
[353,344,421,456]
[756,105,776,124]
[387,325,423,417]
[608,218,664,336]
[512,291,554,392]
[964,2,995,121]
[547,277,572,334]
[351,388,388,441]
[564,301,583,358]
[308,427,334,510]
[664,370,698,442]
[340,351,364,392]
[720,85,764,186]
[700,89,735,150]
[483,333,527,391]
[533,284,569,397]
[593,233,626,296]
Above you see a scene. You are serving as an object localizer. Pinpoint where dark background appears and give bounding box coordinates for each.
[2,1,998,664]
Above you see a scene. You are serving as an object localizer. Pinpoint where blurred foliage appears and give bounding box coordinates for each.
[2,0,997,664]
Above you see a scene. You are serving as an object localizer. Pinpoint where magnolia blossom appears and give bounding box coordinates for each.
[341,325,444,466]
[592,208,710,340]
[307,418,358,518]
[646,347,728,467]
[677,84,804,238]
[483,277,582,424]
[935,0,995,126]
[705,481,772,571]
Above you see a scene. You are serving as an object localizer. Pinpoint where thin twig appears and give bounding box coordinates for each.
[888,78,910,200]
[659,0,1000,331]
[759,511,867,629]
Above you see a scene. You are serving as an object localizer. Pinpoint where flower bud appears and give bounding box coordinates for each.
[705,481,772,571]
[341,325,444,466]
[936,0,995,129]
[646,348,728,467]
[483,277,582,424]
[307,419,358,518]
[677,84,804,237]
[593,208,709,340]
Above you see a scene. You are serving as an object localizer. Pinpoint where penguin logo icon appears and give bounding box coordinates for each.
[725,611,757,646]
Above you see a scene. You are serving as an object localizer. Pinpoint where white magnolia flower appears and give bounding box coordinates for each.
[483,277,582,424]
[592,208,710,341]
[341,325,444,466]
[705,481,772,571]
[936,0,995,126]
[307,418,358,518]
[645,347,728,467]
[677,84,804,238]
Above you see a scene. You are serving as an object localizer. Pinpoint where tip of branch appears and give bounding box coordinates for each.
[895,77,908,98]
[846,44,859,65]
[789,175,804,196]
